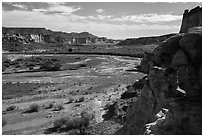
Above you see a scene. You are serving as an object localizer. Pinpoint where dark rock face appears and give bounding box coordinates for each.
[179,6,202,33]
[116,26,202,135]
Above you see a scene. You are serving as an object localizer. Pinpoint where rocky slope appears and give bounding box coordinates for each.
[115,6,202,135]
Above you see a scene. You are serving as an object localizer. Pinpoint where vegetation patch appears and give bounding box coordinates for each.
[46,111,95,134]
[28,103,40,113]
[6,105,17,111]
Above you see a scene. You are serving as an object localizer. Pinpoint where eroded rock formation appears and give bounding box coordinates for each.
[116,6,202,135]
[116,26,202,135]
[2,27,114,44]
[179,6,202,33]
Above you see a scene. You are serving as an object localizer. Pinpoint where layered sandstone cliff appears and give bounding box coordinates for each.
[2,27,112,44]
[116,6,202,135]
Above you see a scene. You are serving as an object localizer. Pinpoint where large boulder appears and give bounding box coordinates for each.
[152,34,183,68]
[171,50,189,66]
[179,27,202,69]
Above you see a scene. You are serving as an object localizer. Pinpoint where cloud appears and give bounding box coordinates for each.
[96,8,105,14]
[3,2,81,15]
[113,13,182,23]
[87,15,112,20]
[12,3,27,9]
[2,9,180,39]
[43,5,81,15]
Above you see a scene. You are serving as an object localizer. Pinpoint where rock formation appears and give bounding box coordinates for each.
[116,6,202,135]
[179,6,202,33]
[2,27,114,44]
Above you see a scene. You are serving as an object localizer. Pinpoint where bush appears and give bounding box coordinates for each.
[53,114,93,133]
[75,96,85,103]
[68,48,73,52]
[40,60,62,71]
[81,111,95,121]
[6,105,17,111]
[29,103,40,112]
[65,96,74,104]
[53,116,70,129]
[44,102,54,109]
[79,63,86,67]
[2,118,7,127]
[53,104,64,111]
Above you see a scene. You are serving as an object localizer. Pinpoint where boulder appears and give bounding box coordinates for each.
[171,49,189,66]
[179,27,202,69]
[152,34,183,68]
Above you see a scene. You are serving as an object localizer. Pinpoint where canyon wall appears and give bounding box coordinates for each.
[2,27,113,44]
[116,6,202,135]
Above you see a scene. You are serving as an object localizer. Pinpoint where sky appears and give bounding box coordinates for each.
[2,2,202,39]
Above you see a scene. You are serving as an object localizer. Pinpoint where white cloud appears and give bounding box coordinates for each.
[30,2,81,15]
[96,8,105,14]
[45,5,81,15]
[47,2,66,7]
[32,9,46,12]
[3,9,180,39]
[113,13,182,23]
[87,15,112,20]
[12,3,27,9]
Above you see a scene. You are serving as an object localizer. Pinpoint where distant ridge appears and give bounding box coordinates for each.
[2,27,118,44]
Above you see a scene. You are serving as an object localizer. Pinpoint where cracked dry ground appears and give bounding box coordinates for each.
[2,54,145,135]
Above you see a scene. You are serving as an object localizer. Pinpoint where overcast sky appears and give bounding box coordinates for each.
[2,2,202,39]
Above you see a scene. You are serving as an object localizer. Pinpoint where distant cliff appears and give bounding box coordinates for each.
[117,33,176,46]
[179,6,202,33]
[2,27,115,44]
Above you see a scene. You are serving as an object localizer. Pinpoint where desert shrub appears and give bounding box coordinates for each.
[53,116,70,129]
[53,104,64,111]
[65,96,74,104]
[75,96,85,103]
[40,60,62,71]
[68,129,80,135]
[2,118,7,127]
[68,48,73,52]
[79,63,86,67]
[6,105,17,111]
[69,96,74,103]
[29,103,40,112]
[71,117,89,129]
[45,102,54,109]
[81,111,95,121]
[52,115,92,134]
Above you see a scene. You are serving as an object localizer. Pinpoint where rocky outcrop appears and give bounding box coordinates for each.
[117,33,175,46]
[179,6,202,33]
[116,26,202,135]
